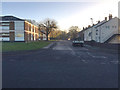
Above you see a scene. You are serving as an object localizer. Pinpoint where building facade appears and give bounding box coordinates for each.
[94,17,119,43]
[79,14,120,43]
[0,16,39,42]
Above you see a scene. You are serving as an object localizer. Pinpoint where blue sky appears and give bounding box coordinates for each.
[2,1,119,31]
[2,2,95,21]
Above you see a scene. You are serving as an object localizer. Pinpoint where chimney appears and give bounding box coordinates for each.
[105,17,107,21]
[109,14,112,20]
[98,20,100,23]
[83,27,84,30]
[88,25,91,28]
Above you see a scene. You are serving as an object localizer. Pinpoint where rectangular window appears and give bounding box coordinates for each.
[0,26,9,30]
[0,37,10,41]
[35,35,37,40]
[31,26,34,32]
[15,21,24,30]
[0,23,9,26]
[29,26,31,31]
[112,26,114,28]
[15,32,24,41]
[0,33,9,36]
[88,32,92,36]
[34,27,35,32]
[31,34,33,41]
[106,26,110,29]
[28,24,29,31]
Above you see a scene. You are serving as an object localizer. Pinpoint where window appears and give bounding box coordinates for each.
[15,32,24,41]
[35,35,37,40]
[34,27,35,32]
[31,34,33,41]
[31,26,34,32]
[106,26,110,29]
[28,33,29,41]
[0,23,9,25]
[88,32,92,36]
[31,27,33,32]
[28,24,29,31]
[15,21,24,30]
[112,26,114,28]
[119,36,120,40]
[0,37,10,41]
[0,26,9,30]
[29,26,31,31]
[0,33,9,36]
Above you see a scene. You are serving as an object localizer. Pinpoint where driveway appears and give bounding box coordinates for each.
[2,40,119,88]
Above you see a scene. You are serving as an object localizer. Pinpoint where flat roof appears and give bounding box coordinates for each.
[0,16,24,21]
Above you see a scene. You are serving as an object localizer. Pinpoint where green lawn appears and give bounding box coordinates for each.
[2,41,51,52]
[50,40,59,41]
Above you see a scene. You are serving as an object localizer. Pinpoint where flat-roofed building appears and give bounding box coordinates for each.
[0,16,39,42]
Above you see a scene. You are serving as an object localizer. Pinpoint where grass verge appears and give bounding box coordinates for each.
[2,41,51,52]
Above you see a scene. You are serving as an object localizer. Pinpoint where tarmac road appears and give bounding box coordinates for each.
[2,40,119,88]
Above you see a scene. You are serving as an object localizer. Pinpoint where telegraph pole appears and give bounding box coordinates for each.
[90,18,93,25]
[90,18,93,41]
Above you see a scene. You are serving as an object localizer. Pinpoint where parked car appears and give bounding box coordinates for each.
[72,40,84,47]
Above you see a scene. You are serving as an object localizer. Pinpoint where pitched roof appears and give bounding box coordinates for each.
[94,20,107,28]
[40,30,46,34]
[94,17,119,28]
[79,17,118,33]
[0,16,24,21]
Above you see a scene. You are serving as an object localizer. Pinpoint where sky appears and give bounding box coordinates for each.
[1,0,119,31]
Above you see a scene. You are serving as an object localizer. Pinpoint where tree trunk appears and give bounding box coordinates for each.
[46,35,48,41]
[46,33,48,41]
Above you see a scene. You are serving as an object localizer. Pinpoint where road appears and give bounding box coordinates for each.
[2,40,119,88]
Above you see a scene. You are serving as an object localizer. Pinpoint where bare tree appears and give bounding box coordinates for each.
[68,26,79,40]
[38,18,58,41]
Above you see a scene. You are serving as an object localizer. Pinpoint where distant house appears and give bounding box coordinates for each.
[94,16,119,43]
[0,16,46,42]
[78,27,86,41]
[78,14,120,44]
[39,30,47,40]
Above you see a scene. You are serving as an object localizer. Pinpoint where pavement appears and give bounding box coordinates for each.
[43,41,56,49]
[2,40,119,88]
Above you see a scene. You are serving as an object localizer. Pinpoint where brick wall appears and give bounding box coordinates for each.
[24,32,28,42]
[29,33,31,41]
[9,22,15,41]
[24,21,39,42]
[24,22,28,31]
[9,32,15,41]
[9,22,14,30]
